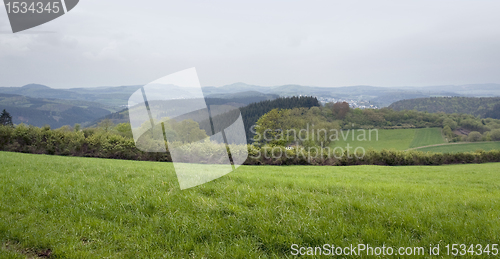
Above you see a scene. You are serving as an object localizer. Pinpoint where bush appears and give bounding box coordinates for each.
[461,119,489,133]
[490,129,500,141]
[0,125,169,161]
[443,118,458,130]
[443,125,453,139]
[467,131,482,142]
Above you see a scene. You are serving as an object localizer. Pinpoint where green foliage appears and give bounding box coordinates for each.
[389,97,500,118]
[254,109,289,145]
[442,118,457,130]
[0,109,13,126]
[467,131,482,142]
[168,119,209,143]
[245,144,500,166]
[253,107,338,147]
[0,124,169,161]
[240,96,320,142]
[485,103,500,119]
[460,118,489,133]
[98,118,114,133]
[335,107,447,129]
[443,125,453,139]
[490,129,500,141]
[115,122,133,138]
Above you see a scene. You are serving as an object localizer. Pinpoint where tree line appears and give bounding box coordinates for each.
[389,97,500,119]
[1,123,499,166]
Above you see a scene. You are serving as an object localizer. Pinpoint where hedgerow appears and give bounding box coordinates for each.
[1,125,499,166]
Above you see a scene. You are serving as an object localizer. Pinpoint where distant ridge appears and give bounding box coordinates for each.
[0,93,114,128]
[204,90,278,100]
[0,82,499,109]
[389,97,500,118]
[21,84,51,89]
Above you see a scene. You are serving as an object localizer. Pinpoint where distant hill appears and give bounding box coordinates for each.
[374,92,431,107]
[0,84,88,100]
[89,95,278,126]
[0,93,114,128]
[415,84,500,97]
[63,85,143,107]
[389,97,500,118]
[204,91,278,102]
[0,84,142,108]
[1,83,499,110]
[203,83,500,107]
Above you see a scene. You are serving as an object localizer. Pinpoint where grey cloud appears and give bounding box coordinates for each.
[1,0,500,88]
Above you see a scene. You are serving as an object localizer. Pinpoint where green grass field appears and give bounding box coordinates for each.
[331,128,416,150]
[1,152,500,258]
[409,128,445,148]
[417,142,500,154]
[331,128,445,151]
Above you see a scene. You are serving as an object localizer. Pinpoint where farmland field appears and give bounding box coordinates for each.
[408,128,445,148]
[417,141,500,153]
[330,128,416,150]
[1,151,500,258]
[331,128,445,151]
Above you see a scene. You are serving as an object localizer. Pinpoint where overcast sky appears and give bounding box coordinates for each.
[1,0,500,88]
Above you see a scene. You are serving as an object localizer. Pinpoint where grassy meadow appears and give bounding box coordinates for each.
[408,128,445,148]
[417,142,500,154]
[331,128,445,151]
[1,151,500,258]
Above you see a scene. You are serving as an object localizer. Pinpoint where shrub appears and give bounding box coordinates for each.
[443,125,453,139]
[490,129,500,141]
[467,131,482,142]
[443,118,458,130]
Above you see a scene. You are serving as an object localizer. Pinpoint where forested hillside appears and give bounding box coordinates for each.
[240,96,320,142]
[389,97,500,118]
[0,93,114,128]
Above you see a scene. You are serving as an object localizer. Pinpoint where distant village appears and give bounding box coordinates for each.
[315,96,379,109]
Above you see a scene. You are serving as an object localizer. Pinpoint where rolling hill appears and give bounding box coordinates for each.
[0,84,142,108]
[2,83,499,110]
[203,83,500,106]
[0,93,115,128]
